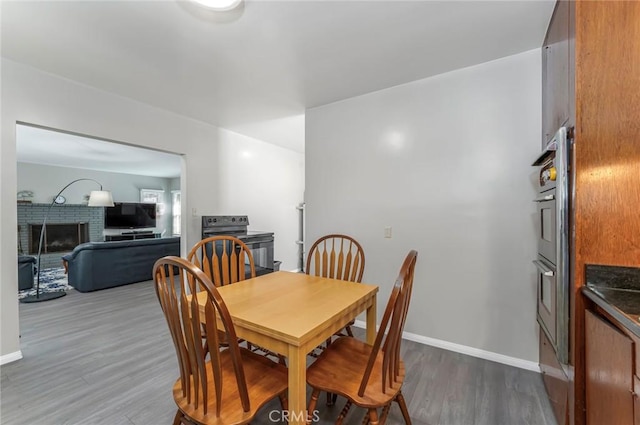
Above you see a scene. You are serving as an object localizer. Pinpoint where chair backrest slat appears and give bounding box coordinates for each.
[204,298,223,416]
[322,246,329,277]
[329,240,337,279]
[343,250,351,280]
[358,250,417,397]
[306,234,365,283]
[187,236,256,286]
[314,249,321,277]
[154,256,251,417]
[221,241,230,284]
[336,239,345,279]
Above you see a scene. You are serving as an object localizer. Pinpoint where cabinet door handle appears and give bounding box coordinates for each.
[533,260,555,277]
[534,194,555,202]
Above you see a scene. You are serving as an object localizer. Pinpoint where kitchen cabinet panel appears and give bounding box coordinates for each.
[585,310,633,425]
[539,0,640,423]
[541,0,570,147]
[573,2,640,422]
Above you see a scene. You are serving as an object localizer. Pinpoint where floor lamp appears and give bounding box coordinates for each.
[20,179,114,303]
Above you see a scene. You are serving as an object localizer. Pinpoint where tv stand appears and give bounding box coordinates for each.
[105,232,160,242]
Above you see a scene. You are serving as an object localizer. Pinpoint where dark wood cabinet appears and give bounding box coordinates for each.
[538,1,640,423]
[585,310,634,425]
[570,2,640,424]
[541,0,570,147]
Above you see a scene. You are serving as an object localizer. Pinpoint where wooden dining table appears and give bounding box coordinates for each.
[196,270,378,425]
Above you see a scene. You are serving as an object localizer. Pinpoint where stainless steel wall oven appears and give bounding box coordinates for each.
[534,256,557,346]
[532,127,571,366]
[536,192,557,263]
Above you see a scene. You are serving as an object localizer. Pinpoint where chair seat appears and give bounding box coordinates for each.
[174,347,288,425]
[306,337,405,408]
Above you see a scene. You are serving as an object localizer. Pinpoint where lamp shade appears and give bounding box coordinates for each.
[87,190,114,207]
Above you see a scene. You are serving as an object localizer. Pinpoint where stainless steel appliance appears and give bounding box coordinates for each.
[201,215,275,276]
[532,127,571,365]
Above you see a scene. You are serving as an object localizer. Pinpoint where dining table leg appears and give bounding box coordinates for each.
[366,295,377,344]
[288,345,307,425]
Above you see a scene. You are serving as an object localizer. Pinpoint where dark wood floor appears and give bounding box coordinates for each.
[1,281,556,425]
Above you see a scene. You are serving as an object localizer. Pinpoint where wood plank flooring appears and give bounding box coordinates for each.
[1,281,556,425]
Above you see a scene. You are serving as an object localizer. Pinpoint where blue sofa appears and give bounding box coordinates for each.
[62,237,180,292]
[18,255,36,290]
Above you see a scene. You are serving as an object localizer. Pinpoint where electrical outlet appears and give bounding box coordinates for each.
[192,208,198,217]
[384,226,392,238]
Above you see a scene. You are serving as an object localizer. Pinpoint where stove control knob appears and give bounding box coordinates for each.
[207,218,212,223]
[212,218,217,223]
[232,217,236,222]
[549,167,557,181]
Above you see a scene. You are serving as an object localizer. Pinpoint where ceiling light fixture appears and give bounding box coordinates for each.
[191,0,243,11]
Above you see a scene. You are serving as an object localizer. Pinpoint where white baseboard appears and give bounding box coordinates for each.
[0,350,23,365]
[353,320,540,373]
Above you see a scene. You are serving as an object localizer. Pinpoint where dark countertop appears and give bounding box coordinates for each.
[582,265,640,338]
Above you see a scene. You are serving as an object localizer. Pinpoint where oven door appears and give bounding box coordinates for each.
[241,237,274,277]
[534,257,557,349]
[535,192,556,263]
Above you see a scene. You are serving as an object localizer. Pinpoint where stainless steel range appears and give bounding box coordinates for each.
[201,215,275,277]
[532,127,571,366]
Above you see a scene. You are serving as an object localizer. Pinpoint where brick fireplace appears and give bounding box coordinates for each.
[17,204,104,269]
[29,223,90,254]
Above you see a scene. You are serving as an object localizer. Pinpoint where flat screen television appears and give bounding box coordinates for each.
[104,202,156,229]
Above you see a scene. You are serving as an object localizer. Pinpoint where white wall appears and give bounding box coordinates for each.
[1,59,304,361]
[306,50,541,363]
[17,162,175,236]
[215,128,304,272]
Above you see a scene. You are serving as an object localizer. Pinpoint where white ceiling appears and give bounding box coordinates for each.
[16,125,182,178]
[2,0,554,158]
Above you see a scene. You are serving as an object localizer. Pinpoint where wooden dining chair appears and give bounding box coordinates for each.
[306,234,365,283]
[306,234,366,405]
[187,236,255,287]
[306,234,365,339]
[187,236,285,365]
[153,256,288,425]
[305,250,418,425]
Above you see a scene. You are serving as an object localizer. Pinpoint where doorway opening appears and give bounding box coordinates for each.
[15,122,184,294]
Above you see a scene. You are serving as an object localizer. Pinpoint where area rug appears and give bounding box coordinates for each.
[18,267,70,299]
